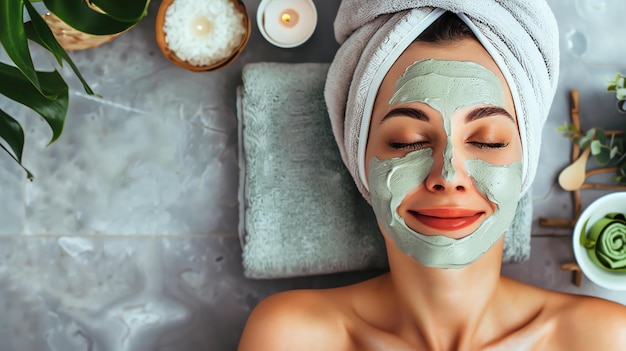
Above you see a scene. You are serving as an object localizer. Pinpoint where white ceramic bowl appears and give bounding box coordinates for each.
[573,192,626,291]
[256,0,317,48]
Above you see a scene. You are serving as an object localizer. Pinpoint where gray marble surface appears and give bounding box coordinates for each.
[1,0,625,350]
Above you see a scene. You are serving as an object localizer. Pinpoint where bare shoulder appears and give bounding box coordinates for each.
[500,279,626,350]
[550,293,626,350]
[238,289,353,351]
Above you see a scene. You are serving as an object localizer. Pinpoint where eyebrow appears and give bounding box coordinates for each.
[379,105,515,124]
[380,107,429,124]
[465,106,515,123]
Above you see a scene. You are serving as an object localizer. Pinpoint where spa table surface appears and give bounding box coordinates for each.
[1,1,624,350]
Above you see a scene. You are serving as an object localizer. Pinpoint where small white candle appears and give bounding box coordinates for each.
[258,0,317,47]
[190,16,212,38]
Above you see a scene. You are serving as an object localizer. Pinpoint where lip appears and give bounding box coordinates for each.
[409,208,484,231]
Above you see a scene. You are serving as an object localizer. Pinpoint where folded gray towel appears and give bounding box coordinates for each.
[238,62,387,279]
[238,62,531,279]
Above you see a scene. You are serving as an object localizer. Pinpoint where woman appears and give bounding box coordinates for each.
[239,7,626,351]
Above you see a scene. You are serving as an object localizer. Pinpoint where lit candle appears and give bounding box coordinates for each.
[257,0,317,48]
[190,16,212,38]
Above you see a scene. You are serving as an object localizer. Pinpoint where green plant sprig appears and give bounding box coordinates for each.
[557,125,626,185]
[607,72,626,113]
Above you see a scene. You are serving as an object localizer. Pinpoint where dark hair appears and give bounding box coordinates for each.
[416,12,476,44]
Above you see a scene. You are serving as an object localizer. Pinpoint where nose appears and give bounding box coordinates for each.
[424,139,471,192]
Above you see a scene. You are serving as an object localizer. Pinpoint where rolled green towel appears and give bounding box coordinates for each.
[580,213,626,271]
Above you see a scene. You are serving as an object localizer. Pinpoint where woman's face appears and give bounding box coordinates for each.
[365,38,522,241]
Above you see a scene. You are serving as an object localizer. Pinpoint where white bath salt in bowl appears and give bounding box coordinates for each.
[156,0,250,71]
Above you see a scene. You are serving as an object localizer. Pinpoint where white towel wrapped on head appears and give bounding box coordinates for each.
[324,0,560,202]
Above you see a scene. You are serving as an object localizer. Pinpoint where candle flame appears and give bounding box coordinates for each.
[277,9,299,29]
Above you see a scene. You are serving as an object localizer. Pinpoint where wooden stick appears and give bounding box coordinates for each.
[571,90,580,131]
[585,167,617,178]
[570,91,582,221]
[580,183,626,191]
[538,218,576,228]
[560,262,583,287]
[573,190,582,220]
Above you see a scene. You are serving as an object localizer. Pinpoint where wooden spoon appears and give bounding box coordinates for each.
[558,147,590,191]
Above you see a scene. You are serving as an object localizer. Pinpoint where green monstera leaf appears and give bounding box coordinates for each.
[0,0,150,179]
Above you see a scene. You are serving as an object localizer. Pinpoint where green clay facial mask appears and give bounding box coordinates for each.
[390,59,506,182]
[368,59,522,268]
[370,154,522,268]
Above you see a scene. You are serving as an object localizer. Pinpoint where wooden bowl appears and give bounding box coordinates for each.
[155,0,251,72]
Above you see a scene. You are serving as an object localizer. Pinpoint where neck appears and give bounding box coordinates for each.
[385,237,505,350]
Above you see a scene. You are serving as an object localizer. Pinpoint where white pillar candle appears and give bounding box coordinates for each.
[257,0,317,48]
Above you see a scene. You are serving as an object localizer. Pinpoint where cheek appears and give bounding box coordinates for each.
[369,149,436,211]
[364,129,389,173]
[364,140,378,185]
[466,159,523,205]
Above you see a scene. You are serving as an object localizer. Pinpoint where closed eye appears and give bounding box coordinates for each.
[388,141,430,150]
[469,142,509,149]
